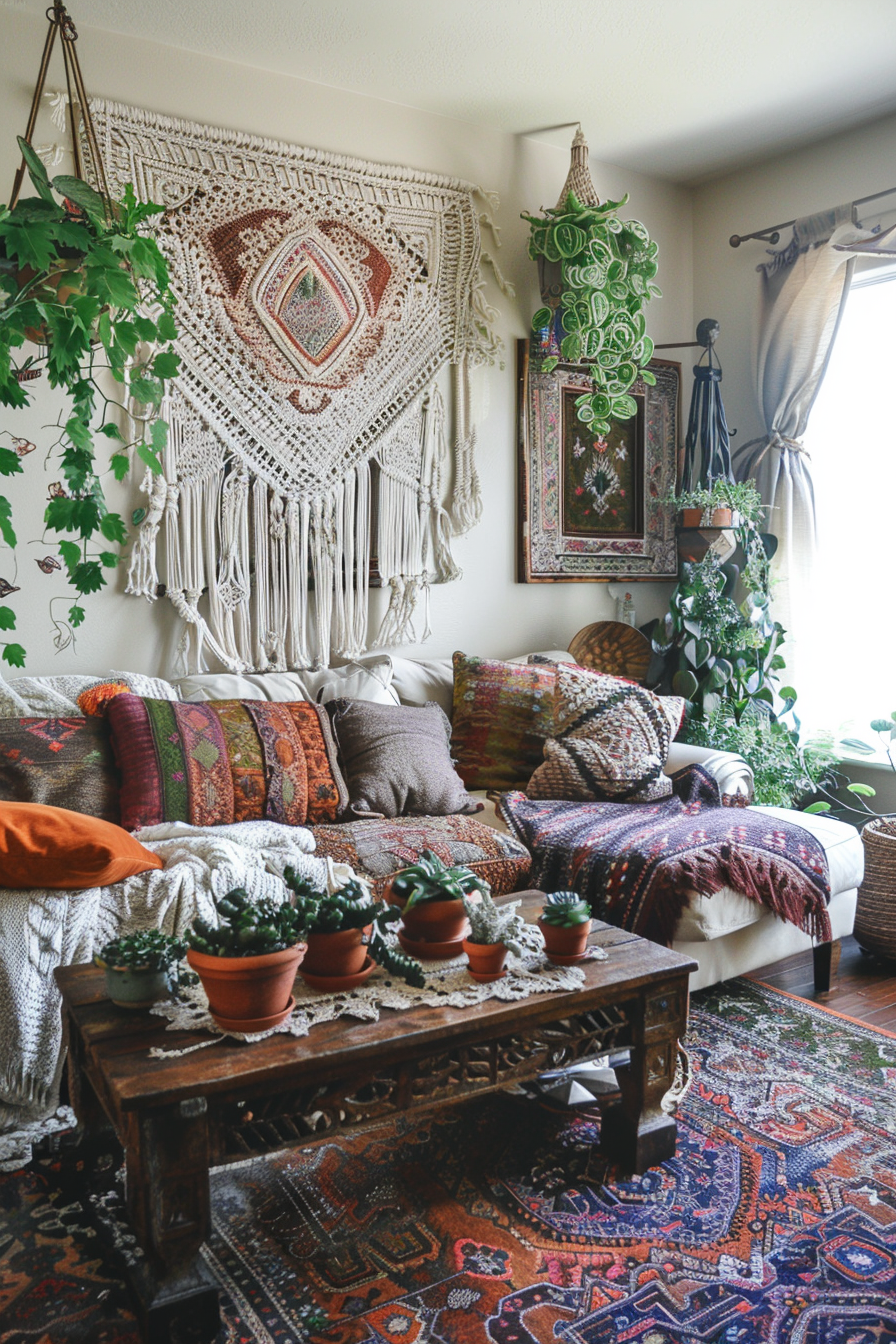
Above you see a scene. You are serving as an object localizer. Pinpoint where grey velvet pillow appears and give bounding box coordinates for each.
[328,699,482,819]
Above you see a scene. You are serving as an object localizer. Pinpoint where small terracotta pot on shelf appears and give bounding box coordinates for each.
[385,886,469,946]
[679,507,733,528]
[463,939,508,979]
[538,916,593,963]
[187,944,306,1029]
[302,925,371,979]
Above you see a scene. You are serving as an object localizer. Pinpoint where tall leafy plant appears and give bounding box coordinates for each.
[523,191,660,435]
[0,138,177,666]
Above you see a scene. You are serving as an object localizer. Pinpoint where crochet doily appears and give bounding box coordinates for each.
[149,923,607,1058]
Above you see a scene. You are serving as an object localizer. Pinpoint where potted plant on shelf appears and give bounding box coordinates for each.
[186,888,307,1031]
[283,869,425,990]
[94,930,191,1009]
[538,891,593,963]
[672,479,763,530]
[383,849,485,955]
[461,890,525,982]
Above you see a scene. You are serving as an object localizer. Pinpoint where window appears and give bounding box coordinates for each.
[798,261,896,747]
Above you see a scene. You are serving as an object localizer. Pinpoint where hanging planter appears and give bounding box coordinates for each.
[522,127,661,436]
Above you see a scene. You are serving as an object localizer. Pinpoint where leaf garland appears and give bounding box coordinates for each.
[0,137,178,668]
[523,190,661,433]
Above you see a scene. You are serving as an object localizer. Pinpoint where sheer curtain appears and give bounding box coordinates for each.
[733,207,863,688]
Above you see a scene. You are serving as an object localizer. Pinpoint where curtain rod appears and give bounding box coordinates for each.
[728,184,896,248]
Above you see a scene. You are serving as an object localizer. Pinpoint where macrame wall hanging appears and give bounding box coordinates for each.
[88,100,506,671]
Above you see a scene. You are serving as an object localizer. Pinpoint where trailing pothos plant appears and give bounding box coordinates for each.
[522,190,660,435]
[0,137,178,667]
[651,478,834,807]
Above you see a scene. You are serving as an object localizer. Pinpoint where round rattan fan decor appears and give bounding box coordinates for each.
[568,621,653,684]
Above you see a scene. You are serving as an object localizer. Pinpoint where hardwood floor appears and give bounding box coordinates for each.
[746,934,896,1032]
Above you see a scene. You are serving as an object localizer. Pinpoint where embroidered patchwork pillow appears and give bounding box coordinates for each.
[526,663,686,803]
[450,653,557,791]
[309,813,532,897]
[0,716,120,822]
[105,695,347,831]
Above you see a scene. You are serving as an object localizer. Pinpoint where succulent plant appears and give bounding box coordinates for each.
[187,888,305,958]
[540,891,592,928]
[462,891,525,955]
[95,930,195,989]
[388,849,486,914]
[283,868,426,988]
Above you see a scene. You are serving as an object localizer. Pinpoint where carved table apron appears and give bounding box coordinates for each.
[55,910,696,1344]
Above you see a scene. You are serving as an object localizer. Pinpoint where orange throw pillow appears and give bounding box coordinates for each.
[0,802,163,890]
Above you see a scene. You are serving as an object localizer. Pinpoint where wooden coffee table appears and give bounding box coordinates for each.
[55,898,696,1342]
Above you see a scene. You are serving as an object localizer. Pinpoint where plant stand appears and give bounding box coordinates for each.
[854,818,896,960]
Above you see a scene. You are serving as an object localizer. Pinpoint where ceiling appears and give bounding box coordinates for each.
[10,0,896,181]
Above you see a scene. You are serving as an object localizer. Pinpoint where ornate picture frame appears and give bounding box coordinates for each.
[517,342,680,582]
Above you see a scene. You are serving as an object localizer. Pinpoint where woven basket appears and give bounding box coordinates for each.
[855,817,896,958]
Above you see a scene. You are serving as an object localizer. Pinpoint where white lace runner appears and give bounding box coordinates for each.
[150,924,608,1057]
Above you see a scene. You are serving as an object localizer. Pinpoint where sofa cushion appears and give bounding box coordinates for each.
[328,699,480,819]
[106,695,346,830]
[389,656,455,715]
[451,653,557,791]
[309,813,532,896]
[0,671,178,718]
[175,656,400,707]
[527,663,686,803]
[0,716,120,822]
[0,802,162,890]
[674,805,863,941]
[175,672,307,703]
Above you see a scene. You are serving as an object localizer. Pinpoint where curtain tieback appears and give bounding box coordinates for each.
[745,431,811,469]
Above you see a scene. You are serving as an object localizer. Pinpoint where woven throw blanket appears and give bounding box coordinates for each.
[500,765,831,946]
[0,821,326,1131]
[90,100,505,670]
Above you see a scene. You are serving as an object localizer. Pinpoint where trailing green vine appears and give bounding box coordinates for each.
[0,138,177,667]
[522,190,661,434]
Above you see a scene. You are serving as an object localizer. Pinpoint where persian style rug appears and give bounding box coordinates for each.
[2,979,896,1343]
[90,100,504,670]
[501,765,832,946]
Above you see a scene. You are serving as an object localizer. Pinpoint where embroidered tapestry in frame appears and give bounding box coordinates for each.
[517,342,680,581]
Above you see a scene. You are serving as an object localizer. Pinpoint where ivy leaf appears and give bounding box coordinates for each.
[150,418,168,454]
[156,312,177,342]
[110,453,130,482]
[0,447,23,477]
[2,643,26,668]
[99,551,120,569]
[68,604,86,629]
[59,539,81,571]
[0,496,17,548]
[99,512,128,544]
[151,350,180,380]
[98,422,125,441]
[137,442,163,474]
[0,606,15,631]
[72,560,105,594]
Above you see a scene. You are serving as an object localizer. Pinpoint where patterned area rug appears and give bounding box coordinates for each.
[2,979,896,1343]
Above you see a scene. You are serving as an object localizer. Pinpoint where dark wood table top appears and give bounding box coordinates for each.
[56,896,697,1115]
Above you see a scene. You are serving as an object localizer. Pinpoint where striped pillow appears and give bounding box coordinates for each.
[105,695,347,831]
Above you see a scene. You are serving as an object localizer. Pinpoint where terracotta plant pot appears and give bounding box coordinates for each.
[187,944,306,1027]
[538,916,593,961]
[679,507,733,528]
[398,898,468,945]
[463,939,508,977]
[302,925,371,978]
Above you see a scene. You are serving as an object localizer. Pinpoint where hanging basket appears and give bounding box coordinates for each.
[854,817,896,959]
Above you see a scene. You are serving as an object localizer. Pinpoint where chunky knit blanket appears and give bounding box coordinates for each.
[0,821,328,1133]
[500,766,831,947]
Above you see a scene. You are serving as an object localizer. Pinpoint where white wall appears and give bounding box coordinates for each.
[691,109,896,448]
[0,10,693,678]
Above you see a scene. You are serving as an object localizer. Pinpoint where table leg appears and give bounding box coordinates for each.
[123,1098,220,1344]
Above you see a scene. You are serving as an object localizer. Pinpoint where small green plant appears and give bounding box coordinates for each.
[522,189,660,434]
[804,711,896,821]
[187,888,305,958]
[283,869,425,987]
[462,891,525,954]
[0,138,178,666]
[388,849,484,914]
[95,930,193,988]
[540,891,592,928]
[672,479,765,526]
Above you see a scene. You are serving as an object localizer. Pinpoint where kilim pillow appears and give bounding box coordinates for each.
[105,695,347,831]
[450,653,557,792]
[526,663,686,803]
[0,716,120,822]
[309,813,532,897]
[328,699,480,818]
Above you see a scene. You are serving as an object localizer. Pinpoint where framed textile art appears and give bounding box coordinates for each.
[517,342,680,581]
[87,101,503,672]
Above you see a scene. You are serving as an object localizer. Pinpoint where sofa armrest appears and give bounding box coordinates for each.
[664,742,754,800]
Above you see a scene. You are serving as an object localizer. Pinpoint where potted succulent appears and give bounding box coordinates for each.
[186,888,307,1030]
[383,849,485,953]
[461,890,525,982]
[94,930,190,1009]
[538,891,593,963]
[284,869,425,989]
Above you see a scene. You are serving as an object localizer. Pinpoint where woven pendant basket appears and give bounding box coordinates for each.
[855,817,896,958]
